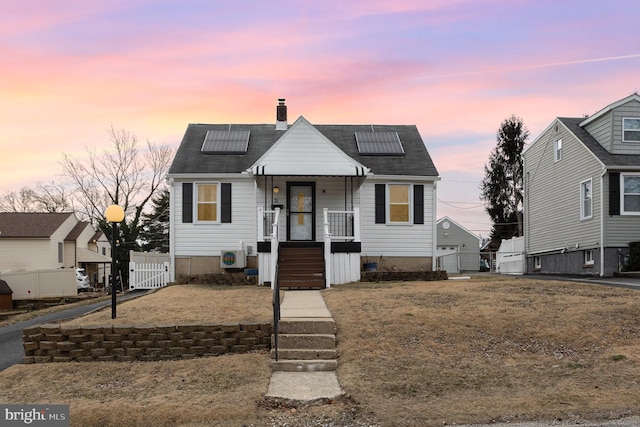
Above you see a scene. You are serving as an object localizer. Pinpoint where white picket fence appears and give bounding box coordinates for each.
[129,261,171,290]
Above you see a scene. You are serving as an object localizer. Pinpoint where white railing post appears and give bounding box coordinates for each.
[353,207,361,242]
[270,208,280,289]
[257,206,265,241]
[323,208,331,288]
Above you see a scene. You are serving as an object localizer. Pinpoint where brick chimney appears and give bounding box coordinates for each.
[276,98,287,130]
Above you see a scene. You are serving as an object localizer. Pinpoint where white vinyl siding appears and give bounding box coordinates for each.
[623,117,640,142]
[580,179,592,220]
[172,178,257,256]
[360,179,435,257]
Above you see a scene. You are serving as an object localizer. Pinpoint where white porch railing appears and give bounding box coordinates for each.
[257,206,361,287]
[257,207,280,288]
[129,262,171,290]
[324,207,361,287]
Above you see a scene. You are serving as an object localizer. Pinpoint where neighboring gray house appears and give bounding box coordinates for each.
[436,216,481,273]
[168,99,440,288]
[522,94,640,276]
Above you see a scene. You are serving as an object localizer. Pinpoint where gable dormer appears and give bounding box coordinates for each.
[580,94,640,155]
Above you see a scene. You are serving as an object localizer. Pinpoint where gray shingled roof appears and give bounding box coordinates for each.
[169,122,439,177]
[0,212,74,238]
[559,117,640,168]
[0,279,12,295]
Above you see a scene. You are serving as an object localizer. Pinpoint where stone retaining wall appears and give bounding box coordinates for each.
[22,322,271,364]
[360,270,448,282]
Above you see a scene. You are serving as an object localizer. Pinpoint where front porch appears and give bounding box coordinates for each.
[257,207,361,288]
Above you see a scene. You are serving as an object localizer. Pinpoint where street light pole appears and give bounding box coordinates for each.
[105,205,125,319]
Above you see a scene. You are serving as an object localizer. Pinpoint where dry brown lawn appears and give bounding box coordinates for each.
[2,277,640,426]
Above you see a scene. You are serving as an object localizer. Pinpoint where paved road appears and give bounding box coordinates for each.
[0,291,148,372]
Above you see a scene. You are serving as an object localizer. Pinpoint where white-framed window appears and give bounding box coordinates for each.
[584,249,594,266]
[623,118,640,142]
[554,139,562,162]
[195,182,219,222]
[534,256,541,269]
[58,242,63,263]
[388,183,411,223]
[580,178,592,220]
[622,173,640,214]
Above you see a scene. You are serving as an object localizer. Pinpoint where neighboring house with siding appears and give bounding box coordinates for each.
[436,216,480,273]
[168,99,440,287]
[522,94,640,276]
[0,212,112,283]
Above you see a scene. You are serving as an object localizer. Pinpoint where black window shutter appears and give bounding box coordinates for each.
[221,183,232,223]
[182,183,193,223]
[375,184,386,224]
[609,172,620,216]
[413,185,424,224]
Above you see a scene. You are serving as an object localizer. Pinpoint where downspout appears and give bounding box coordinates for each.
[600,168,606,277]
[432,180,438,271]
[169,178,176,282]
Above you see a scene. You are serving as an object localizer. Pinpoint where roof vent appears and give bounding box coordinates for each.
[276,98,287,130]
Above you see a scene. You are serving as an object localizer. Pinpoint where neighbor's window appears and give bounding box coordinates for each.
[388,184,410,223]
[196,183,219,222]
[623,118,640,142]
[58,242,63,263]
[580,179,592,220]
[622,173,640,214]
[584,249,594,266]
[554,139,562,162]
[534,256,541,269]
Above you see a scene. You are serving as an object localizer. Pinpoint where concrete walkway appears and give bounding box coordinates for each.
[265,290,344,403]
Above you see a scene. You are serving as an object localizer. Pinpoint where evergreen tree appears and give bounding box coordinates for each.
[140,188,170,253]
[480,114,529,247]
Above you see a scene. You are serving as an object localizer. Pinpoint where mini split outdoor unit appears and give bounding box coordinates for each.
[220,250,246,269]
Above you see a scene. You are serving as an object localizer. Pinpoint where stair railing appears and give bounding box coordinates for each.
[270,208,281,361]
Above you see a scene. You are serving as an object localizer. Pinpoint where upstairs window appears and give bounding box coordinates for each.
[623,118,640,142]
[554,139,562,162]
[580,179,592,220]
[622,173,640,214]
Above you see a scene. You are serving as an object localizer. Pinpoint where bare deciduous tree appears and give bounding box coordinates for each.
[0,182,73,213]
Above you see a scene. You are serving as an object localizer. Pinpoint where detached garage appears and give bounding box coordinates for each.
[436,217,481,273]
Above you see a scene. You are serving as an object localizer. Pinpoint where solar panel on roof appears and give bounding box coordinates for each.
[201,130,250,153]
[355,131,404,155]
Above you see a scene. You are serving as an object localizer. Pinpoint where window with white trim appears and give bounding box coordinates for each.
[534,256,541,269]
[388,184,411,223]
[554,139,562,162]
[584,249,594,266]
[622,173,640,214]
[623,118,640,142]
[196,183,219,222]
[580,179,592,220]
[58,242,63,263]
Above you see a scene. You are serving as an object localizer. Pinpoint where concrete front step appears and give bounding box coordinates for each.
[278,318,336,335]
[275,333,335,350]
[271,348,337,360]
[271,359,338,372]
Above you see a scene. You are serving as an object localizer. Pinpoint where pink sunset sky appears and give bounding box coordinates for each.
[1,0,639,237]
